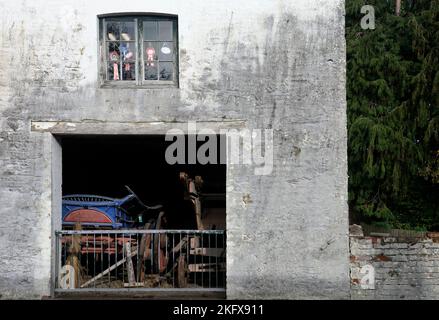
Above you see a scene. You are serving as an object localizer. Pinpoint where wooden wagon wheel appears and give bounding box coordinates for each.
[137,222,151,282]
[153,212,168,274]
[176,254,188,288]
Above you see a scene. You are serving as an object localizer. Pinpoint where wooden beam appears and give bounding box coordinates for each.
[180,172,204,230]
[125,242,136,285]
[189,180,204,230]
[190,236,200,248]
[80,246,137,288]
[172,237,188,254]
[190,248,224,257]
[189,263,226,273]
[123,282,145,288]
[163,238,189,278]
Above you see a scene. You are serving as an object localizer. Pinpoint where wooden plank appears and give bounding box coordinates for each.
[189,262,226,273]
[177,255,188,288]
[123,282,144,288]
[125,242,136,285]
[194,198,204,230]
[163,237,188,278]
[89,236,114,243]
[189,247,224,257]
[190,236,200,248]
[180,172,204,230]
[116,237,138,245]
[172,237,188,254]
[81,248,103,254]
[189,180,204,230]
[80,247,137,288]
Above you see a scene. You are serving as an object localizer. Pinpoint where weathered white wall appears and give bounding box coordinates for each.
[0,0,348,299]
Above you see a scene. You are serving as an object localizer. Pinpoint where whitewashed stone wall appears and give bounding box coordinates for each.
[350,233,439,299]
[0,0,348,299]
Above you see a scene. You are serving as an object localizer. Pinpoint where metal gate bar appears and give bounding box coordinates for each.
[54,229,226,293]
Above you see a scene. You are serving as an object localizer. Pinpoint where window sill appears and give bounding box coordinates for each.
[99,82,179,89]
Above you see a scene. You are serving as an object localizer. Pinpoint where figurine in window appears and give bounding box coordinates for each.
[146,43,155,67]
[120,43,134,61]
[109,49,120,80]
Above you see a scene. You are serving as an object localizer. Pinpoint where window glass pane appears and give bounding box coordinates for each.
[144,42,159,62]
[108,42,120,61]
[120,21,135,41]
[158,21,173,41]
[101,17,177,84]
[145,63,158,80]
[143,21,157,40]
[158,42,173,61]
[120,42,136,61]
[122,62,136,80]
[107,62,121,80]
[159,62,173,81]
[106,21,120,40]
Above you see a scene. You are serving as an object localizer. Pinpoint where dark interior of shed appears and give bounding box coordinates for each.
[61,134,226,230]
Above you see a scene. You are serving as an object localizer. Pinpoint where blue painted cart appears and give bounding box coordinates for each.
[62,186,162,229]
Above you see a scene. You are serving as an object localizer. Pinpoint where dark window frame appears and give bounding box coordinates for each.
[98,13,179,88]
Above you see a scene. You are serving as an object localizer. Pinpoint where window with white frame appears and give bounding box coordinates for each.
[99,14,178,87]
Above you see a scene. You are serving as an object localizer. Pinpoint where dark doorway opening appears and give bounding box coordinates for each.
[61,134,226,230]
[56,134,226,296]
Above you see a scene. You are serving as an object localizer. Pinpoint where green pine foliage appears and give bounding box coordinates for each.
[346,0,439,230]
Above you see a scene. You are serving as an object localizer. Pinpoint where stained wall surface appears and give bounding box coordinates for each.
[351,234,439,299]
[0,0,348,299]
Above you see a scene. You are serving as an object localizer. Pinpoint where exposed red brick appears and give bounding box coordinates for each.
[373,254,392,262]
[350,255,357,262]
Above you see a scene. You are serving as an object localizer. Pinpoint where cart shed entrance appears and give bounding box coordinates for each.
[55,134,226,297]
